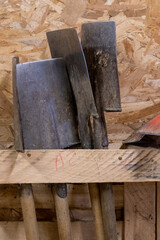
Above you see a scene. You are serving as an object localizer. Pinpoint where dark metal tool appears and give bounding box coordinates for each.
[81,21,121,240]
[47,28,105,240]
[138,114,160,136]
[81,21,121,113]
[13,57,79,240]
[47,28,98,148]
[124,114,160,148]
[12,57,40,240]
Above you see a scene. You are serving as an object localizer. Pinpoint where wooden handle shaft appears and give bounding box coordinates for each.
[89,183,105,240]
[100,183,118,240]
[53,184,73,240]
[20,184,40,240]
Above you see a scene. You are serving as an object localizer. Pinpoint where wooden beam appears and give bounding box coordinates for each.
[0,149,159,183]
[124,183,155,240]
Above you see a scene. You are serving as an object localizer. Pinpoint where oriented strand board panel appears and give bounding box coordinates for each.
[0,0,160,149]
[0,149,159,183]
[124,183,155,240]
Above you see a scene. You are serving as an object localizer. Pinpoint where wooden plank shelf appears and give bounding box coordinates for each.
[0,149,159,183]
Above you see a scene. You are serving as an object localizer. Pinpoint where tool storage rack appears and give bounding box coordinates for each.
[0,149,159,183]
[0,148,158,239]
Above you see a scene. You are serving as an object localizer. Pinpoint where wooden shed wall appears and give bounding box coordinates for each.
[0,0,160,239]
[0,0,160,148]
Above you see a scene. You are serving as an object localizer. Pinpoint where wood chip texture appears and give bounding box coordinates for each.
[0,0,159,148]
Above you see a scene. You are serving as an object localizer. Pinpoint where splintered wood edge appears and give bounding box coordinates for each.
[0,149,159,183]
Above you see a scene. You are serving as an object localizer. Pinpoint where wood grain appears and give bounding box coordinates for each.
[0,0,160,150]
[52,185,73,240]
[88,183,105,240]
[124,183,155,240]
[0,184,123,210]
[0,221,123,240]
[0,149,159,183]
[62,0,88,25]
[100,183,117,240]
[20,184,40,240]
[0,221,82,240]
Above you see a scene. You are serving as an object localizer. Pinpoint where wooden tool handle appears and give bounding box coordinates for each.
[20,184,40,240]
[100,183,118,240]
[52,184,73,240]
[89,183,105,240]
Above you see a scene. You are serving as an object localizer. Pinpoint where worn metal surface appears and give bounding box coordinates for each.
[12,57,24,152]
[81,21,121,112]
[47,28,98,149]
[14,58,79,239]
[123,132,145,144]
[124,115,160,148]
[16,58,79,150]
[54,184,67,198]
[47,26,105,240]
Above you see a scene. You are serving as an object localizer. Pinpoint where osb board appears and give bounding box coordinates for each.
[0,0,160,148]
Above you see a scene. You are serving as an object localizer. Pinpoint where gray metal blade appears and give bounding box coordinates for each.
[47,28,98,148]
[12,57,24,151]
[16,58,79,149]
[81,21,121,112]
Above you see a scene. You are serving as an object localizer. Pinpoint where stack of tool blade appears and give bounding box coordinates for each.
[13,21,121,240]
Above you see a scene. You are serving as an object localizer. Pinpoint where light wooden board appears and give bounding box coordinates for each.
[0,221,123,240]
[0,149,159,183]
[124,183,155,240]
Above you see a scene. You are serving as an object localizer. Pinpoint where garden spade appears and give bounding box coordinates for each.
[81,21,121,240]
[13,57,79,240]
[47,28,106,240]
[47,28,98,148]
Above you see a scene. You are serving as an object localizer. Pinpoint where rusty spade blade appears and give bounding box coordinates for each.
[82,21,121,240]
[47,28,98,149]
[13,58,79,240]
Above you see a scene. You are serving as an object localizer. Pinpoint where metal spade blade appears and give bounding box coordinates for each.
[81,21,121,113]
[16,58,79,149]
